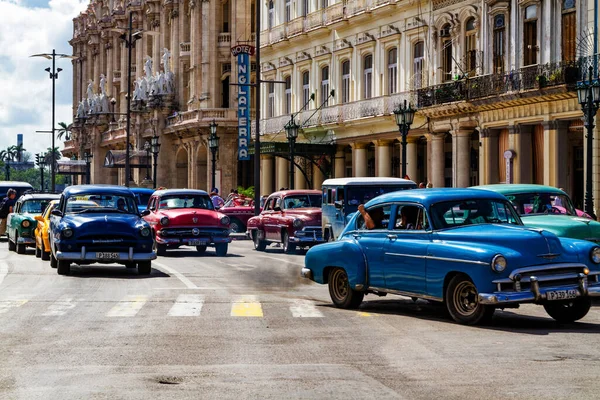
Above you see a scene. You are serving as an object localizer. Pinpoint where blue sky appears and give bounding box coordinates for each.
[0,0,87,158]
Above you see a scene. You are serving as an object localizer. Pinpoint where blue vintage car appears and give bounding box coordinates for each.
[130,187,155,212]
[303,188,600,325]
[49,185,156,275]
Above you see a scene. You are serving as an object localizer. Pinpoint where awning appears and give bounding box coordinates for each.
[104,150,151,168]
[248,142,336,157]
[55,160,88,176]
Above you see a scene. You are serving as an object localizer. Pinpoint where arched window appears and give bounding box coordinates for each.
[302,71,310,106]
[524,5,538,65]
[341,60,350,103]
[285,76,292,114]
[562,0,576,61]
[465,18,477,76]
[321,66,330,106]
[440,24,453,81]
[363,54,373,99]
[413,41,424,89]
[493,15,505,74]
[387,47,398,94]
[268,0,274,29]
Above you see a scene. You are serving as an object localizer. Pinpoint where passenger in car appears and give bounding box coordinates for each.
[358,204,385,230]
[397,206,419,230]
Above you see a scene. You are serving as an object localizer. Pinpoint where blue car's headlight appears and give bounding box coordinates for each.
[62,228,74,239]
[491,254,507,272]
[140,227,151,237]
[590,247,600,264]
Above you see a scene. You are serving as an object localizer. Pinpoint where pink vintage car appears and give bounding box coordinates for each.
[219,195,264,233]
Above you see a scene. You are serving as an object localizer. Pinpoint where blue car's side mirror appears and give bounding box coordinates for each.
[51,209,63,218]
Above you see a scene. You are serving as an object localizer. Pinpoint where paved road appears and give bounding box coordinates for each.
[1,240,600,399]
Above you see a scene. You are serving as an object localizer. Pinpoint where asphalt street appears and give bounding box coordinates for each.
[1,239,600,399]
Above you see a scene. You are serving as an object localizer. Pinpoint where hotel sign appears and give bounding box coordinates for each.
[231,45,255,161]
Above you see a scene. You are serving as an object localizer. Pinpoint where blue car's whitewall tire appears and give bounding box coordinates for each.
[328,268,364,309]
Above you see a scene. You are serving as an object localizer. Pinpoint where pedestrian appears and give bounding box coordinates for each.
[210,188,225,209]
[418,182,426,189]
[0,189,17,236]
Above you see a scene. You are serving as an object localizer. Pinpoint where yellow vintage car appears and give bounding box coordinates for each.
[34,200,58,261]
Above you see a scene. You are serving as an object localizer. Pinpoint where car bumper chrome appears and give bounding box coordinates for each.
[156,236,232,245]
[301,268,313,280]
[56,246,157,262]
[479,274,600,305]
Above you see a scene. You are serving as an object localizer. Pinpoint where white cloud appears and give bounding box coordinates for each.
[0,0,87,156]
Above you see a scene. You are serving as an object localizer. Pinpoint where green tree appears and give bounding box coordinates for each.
[44,147,62,165]
[14,144,26,162]
[57,122,72,141]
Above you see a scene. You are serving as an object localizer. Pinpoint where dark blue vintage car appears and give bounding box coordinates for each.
[49,185,156,275]
[303,188,600,325]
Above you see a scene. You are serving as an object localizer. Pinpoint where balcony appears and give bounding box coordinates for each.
[218,32,231,47]
[324,3,344,25]
[286,17,305,37]
[101,129,126,145]
[62,139,76,153]
[180,42,191,57]
[305,10,324,31]
[165,108,237,128]
[270,25,287,43]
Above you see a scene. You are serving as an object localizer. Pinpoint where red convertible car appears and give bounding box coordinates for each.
[220,195,259,233]
[142,189,231,256]
[246,190,324,254]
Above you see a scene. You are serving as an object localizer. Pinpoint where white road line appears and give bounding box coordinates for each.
[168,294,204,316]
[289,299,324,318]
[152,261,199,289]
[106,295,148,317]
[0,261,8,287]
[0,300,28,315]
[256,254,304,267]
[42,295,77,316]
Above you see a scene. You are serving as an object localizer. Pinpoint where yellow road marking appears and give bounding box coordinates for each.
[231,295,263,317]
[358,312,375,317]
[106,295,148,317]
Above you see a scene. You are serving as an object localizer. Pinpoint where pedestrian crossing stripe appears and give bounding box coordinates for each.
[168,294,204,317]
[0,300,28,314]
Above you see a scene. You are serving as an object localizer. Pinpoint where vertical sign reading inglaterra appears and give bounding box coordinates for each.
[231,45,255,161]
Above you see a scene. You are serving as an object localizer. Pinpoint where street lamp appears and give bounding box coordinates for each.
[284,117,300,189]
[83,152,93,184]
[208,120,220,191]
[577,65,600,218]
[151,133,161,187]
[39,153,46,191]
[393,99,416,178]
[143,141,151,180]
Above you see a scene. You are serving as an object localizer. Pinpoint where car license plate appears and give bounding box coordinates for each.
[547,289,578,301]
[96,252,120,260]
[188,240,206,246]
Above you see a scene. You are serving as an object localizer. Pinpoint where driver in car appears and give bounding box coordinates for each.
[117,198,127,212]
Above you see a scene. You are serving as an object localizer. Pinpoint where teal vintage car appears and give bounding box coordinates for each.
[7,193,60,254]
[473,184,600,243]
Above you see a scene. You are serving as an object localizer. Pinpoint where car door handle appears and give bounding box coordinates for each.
[387,234,398,240]
[352,234,361,239]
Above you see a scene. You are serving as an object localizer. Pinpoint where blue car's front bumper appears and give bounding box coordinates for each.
[56,246,157,262]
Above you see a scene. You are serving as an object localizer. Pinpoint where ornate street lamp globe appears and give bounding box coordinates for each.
[83,152,93,163]
[577,83,588,105]
[208,120,220,150]
[593,80,600,104]
[285,119,300,140]
[404,103,416,125]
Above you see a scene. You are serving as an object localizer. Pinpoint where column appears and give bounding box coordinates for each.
[352,143,368,177]
[542,120,558,187]
[334,147,345,178]
[261,155,274,195]
[295,166,306,189]
[313,163,324,189]
[452,129,472,188]
[510,124,532,184]
[376,140,392,177]
[406,137,418,183]
[428,134,445,188]
[276,157,289,190]
[106,43,114,98]
[481,129,499,185]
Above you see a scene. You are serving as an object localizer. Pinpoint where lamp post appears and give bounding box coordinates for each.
[151,133,161,187]
[393,99,416,178]
[284,117,300,190]
[143,141,151,180]
[577,66,600,218]
[83,152,93,184]
[39,154,46,192]
[208,120,220,191]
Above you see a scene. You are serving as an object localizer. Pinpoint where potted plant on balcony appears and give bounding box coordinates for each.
[536,74,547,88]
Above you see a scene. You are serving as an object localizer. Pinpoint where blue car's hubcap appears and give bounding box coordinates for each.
[331,269,349,300]
[454,281,478,316]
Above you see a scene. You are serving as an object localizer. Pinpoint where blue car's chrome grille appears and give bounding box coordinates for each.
[74,234,139,250]
[494,264,596,292]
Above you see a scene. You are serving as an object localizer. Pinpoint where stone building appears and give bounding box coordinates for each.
[258,0,597,209]
[67,0,256,192]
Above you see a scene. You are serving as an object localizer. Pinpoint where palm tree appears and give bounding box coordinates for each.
[6,146,18,162]
[57,122,72,141]
[44,147,62,165]
[13,144,26,162]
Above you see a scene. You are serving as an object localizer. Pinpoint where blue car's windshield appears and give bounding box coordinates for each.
[430,199,522,229]
[66,194,138,215]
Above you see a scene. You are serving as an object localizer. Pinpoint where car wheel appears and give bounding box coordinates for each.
[253,231,266,251]
[282,231,296,254]
[543,297,592,323]
[215,243,228,257]
[50,250,58,269]
[35,244,41,258]
[196,245,207,255]
[229,218,244,234]
[445,274,495,325]
[16,234,26,254]
[157,244,167,256]
[328,268,364,309]
[57,260,71,275]
[41,241,50,261]
[7,233,16,251]
[138,261,151,275]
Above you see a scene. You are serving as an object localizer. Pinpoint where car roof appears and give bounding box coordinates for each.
[322,177,416,186]
[129,187,156,194]
[365,188,508,208]
[0,181,34,188]
[268,190,322,197]
[472,184,565,195]
[153,189,209,196]
[63,185,135,197]
[19,193,61,201]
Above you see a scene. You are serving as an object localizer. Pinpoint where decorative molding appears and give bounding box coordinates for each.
[296,51,311,62]
[335,38,352,52]
[433,0,467,11]
[279,56,293,67]
[380,24,400,38]
[315,45,330,57]
[170,8,179,18]
[356,31,375,45]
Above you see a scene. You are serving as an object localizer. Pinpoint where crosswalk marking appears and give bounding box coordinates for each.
[106,295,148,317]
[168,294,204,317]
[42,295,77,316]
[231,295,263,317]
[0,300,28,314]
[289,299,324,318]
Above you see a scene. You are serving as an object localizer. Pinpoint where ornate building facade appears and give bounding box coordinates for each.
[67,0,256,191]
[258,0,597,209]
